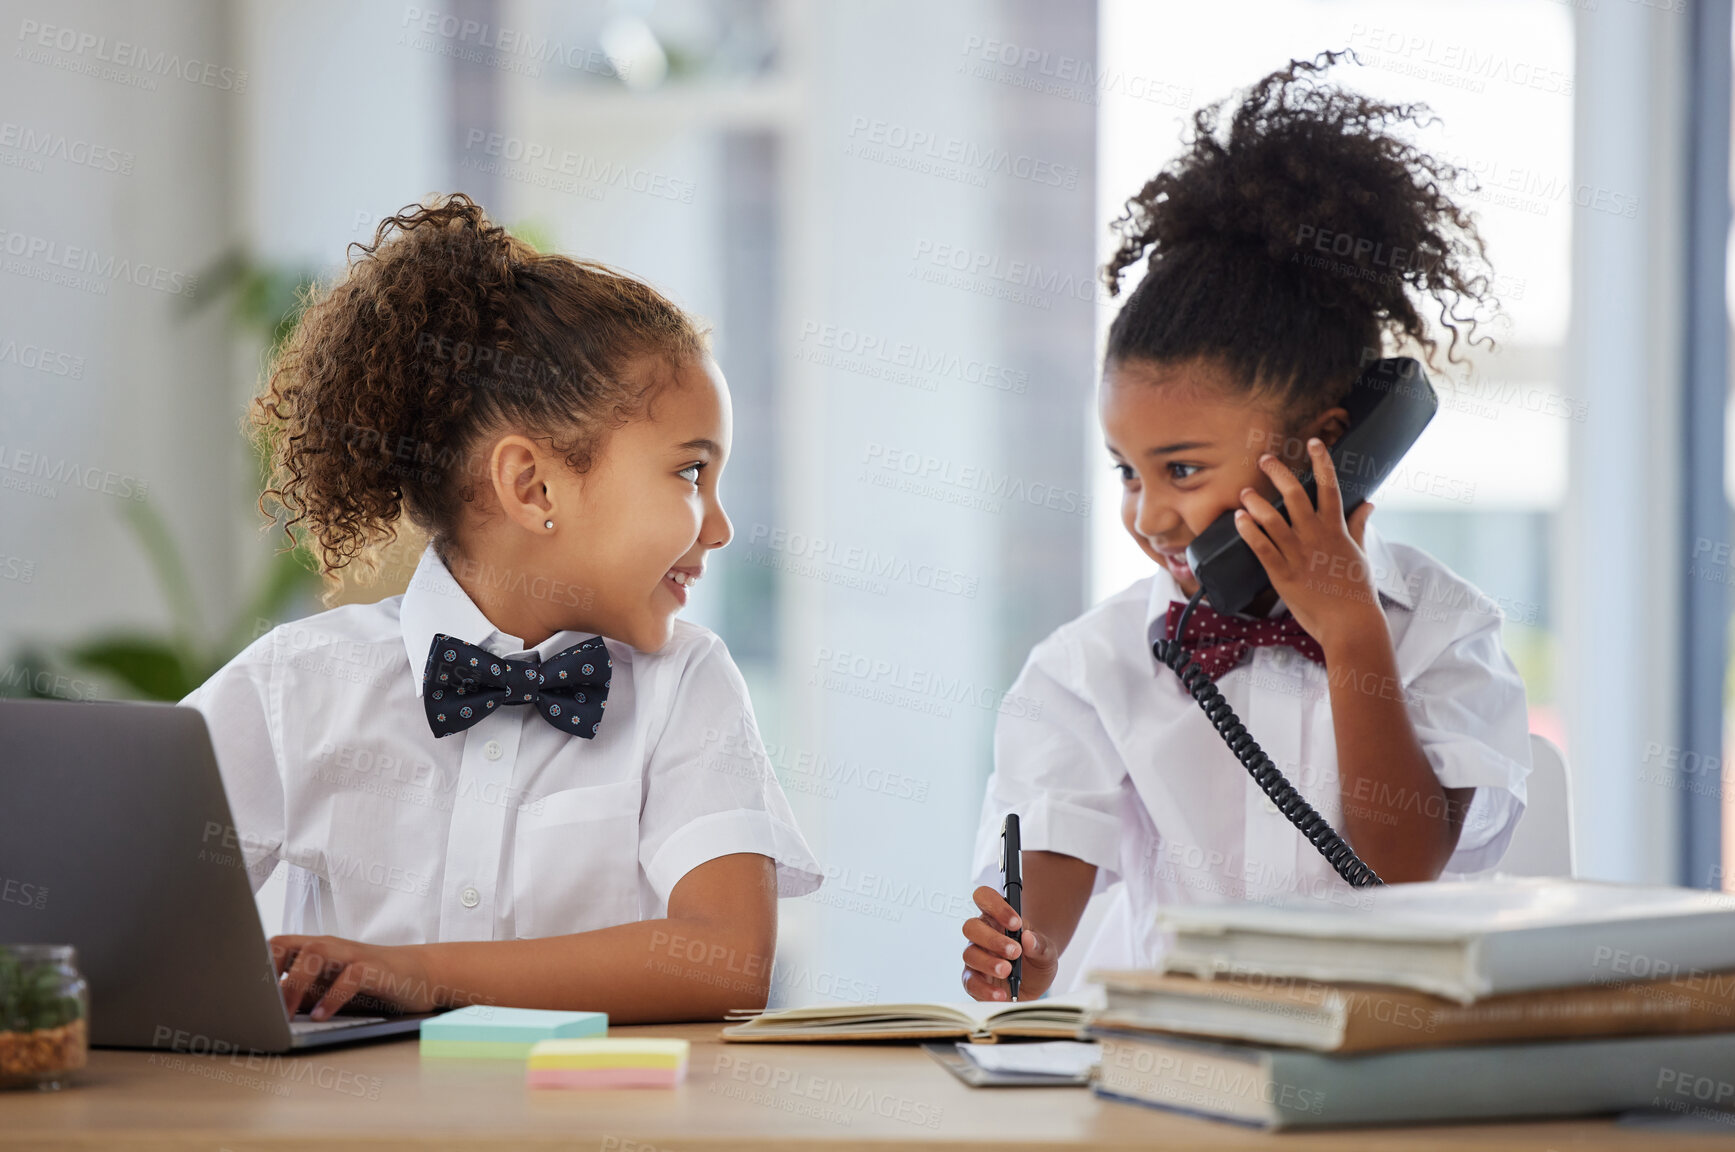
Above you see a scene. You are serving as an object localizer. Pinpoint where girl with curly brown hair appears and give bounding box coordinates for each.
[960,54,1532,1001]
[181,195,820,1023]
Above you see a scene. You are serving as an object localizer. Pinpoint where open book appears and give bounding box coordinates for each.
[720,990,1101,1043]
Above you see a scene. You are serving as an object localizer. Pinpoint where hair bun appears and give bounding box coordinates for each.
[1100,51,1495,418]
[1104,50,1492,364]
[253,193,707,590]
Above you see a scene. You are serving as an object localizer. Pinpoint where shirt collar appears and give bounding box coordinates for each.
[1361,523,1416,611]
[1141,521,1415,646]
[399,544,600,697]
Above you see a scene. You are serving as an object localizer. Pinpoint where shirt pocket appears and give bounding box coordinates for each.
[513,777,643,938]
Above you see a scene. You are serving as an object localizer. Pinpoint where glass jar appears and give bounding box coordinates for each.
[0,944,88,1090]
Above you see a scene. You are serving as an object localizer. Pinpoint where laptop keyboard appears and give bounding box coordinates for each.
[289,1014,390,1033]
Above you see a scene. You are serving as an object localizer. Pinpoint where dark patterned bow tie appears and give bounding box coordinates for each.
[422,633,611,739]
[1163,600,1326,680]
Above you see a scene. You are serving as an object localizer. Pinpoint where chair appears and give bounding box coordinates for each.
[1493,733,1575,877]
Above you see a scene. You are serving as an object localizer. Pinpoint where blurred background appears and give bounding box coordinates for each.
[0,0,1726,1003]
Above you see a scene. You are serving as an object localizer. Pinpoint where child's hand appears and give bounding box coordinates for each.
[1234,438,1384,653]
[960,886,1060,1002]
[270,934,437,1020]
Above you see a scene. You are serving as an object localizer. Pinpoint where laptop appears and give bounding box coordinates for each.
[0,697,430,1051]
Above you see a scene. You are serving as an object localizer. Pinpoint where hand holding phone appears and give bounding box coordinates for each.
[1229,439,1384,653]
[1185,357,1436,617]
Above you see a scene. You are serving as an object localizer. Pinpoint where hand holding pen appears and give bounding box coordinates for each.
[1002,814,1022,999]
[959,812,1060,1002]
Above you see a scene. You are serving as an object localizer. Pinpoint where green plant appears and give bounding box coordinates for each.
[0,951,81,1033]
[3,252,324,702]
[6,222,555,702]
[186,248,322,359]
[54,500,318,700]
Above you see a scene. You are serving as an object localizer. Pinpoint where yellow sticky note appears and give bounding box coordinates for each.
[527,1038,690,1071]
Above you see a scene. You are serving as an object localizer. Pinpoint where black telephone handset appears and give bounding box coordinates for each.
[1151,357,1438,888]
[1186,357,1439,616]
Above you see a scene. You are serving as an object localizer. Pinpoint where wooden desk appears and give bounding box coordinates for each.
[4,1024,1729,1150]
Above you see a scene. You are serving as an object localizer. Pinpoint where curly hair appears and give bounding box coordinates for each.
[1101,50,1495,420]
[251,194,708,589]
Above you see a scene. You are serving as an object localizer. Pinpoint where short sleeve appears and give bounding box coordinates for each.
[971,631,1131,893]
[637,635,822,904]
[178,631,286,893]
[1402,607,1533,874]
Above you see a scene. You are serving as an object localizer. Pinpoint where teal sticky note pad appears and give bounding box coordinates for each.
[420,1005,608,1045]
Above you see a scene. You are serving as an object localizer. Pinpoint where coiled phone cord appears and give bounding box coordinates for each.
[1151,588,1386,889]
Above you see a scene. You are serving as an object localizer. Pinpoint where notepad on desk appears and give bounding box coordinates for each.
[720,989,1101,1043]
[527,1038,689,1089]
[924,1039,1100,1087]
[419,1005,607,1059]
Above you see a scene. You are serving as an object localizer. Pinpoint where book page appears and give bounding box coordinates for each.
[728,988,1102,1033]
[728,1003,982,1030]
[985,987,1105,1023]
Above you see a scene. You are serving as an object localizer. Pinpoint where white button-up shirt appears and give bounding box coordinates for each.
[972,526,1532,982]
[182,545,822,944]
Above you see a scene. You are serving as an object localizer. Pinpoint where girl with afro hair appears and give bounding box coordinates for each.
[961,53,1531,1000]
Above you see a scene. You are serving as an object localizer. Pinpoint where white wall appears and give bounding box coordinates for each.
[773,0,1095,1003]
[1560,0,1689,884]
[237,1,445,264]
[0,0,239,670]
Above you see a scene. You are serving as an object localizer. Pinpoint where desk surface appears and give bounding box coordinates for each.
[4,1023,1730,1151]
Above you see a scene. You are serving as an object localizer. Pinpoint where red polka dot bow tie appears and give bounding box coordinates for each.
[422,633,611,739]
[1163,600,1325,681]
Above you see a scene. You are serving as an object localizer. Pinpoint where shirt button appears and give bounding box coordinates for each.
[484,740,502,761]
[460,886,481,909]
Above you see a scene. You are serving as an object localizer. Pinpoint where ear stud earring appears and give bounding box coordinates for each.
[545,520,555,530]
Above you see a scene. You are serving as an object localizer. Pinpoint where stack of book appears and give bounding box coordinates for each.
[1085,877,1735,1129]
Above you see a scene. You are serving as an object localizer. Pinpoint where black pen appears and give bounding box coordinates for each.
[1001,812,1022,1001]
